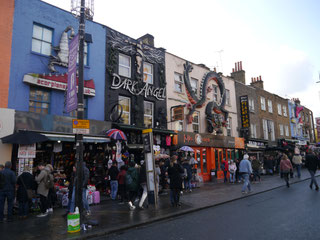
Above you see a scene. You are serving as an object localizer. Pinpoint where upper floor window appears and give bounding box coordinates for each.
[174,72,183,93]
[77,42,88,66]
[282,105,287,117]
[175,120,183,131]
[285,125,289,136]
[29,87,50,114]
[262,119,275,141]
[191,78,198,97]
[268,100,273,113]
[143,62,153,84]
[212,85,218,102]
[249,98,255,112]
[250,123,257,138]
[277,103,282,115]
[192,111,199,133]
[144,101,154,128]
[260,97,266,111]
[225,89,231,106]
[119,54,131,78]
[119,96,130,124]
[279,124,284,136]
[32,24,52,56]
[227,117,232,136]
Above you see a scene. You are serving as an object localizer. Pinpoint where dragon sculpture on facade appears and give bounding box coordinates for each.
[183,61,229,134]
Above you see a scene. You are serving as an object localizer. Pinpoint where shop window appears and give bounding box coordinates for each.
[279,124,284,136]
[249,98,255,112]
[29,87,50,114]
[285,125,289,136]
[250,124,257,138]
[277,103,282,115]
[119,53,131,78]
[175,120,183,131]
[119,96,130,124]
[225,89,231,106]
[283,105,287,117]
[268,100,273,113]
[192,111,199,133]
[31,24,52,56]
[143,62,153,84]
[260,97,266,111]
[202,148,207,173]
[174,72,183,93]
[191,78,198,97]
[144,101,154,128]
[77,41,89,66]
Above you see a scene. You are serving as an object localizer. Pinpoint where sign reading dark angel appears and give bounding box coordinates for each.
[106,30,166,100]
[183,62,229,134]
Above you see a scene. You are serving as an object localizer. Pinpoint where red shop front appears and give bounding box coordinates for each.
[176,132,245,182]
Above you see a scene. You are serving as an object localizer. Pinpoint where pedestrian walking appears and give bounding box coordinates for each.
[305,150,319,190]
[35,162,52,217]
[221,159,228,183]
[69,162,91,215]
[280,154,293,188]
[138,161,148,209]
[251,157,261,182]
[108,161,119,200]
[182,159,193,192]
[239,154,253,194]
[167,156,184,207]
[292,153,302,178]
[46,164,55,213]
[117,165,127,204]
[228,161,237,184]
[16,166,36,219]
[0,161,16,222]
[126,161,139,210]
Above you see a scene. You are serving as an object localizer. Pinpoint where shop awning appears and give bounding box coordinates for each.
[153,128,177,135]
[43,133,110,143]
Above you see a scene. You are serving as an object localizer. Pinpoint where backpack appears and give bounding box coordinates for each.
[0,172,5,189]
[125,172,133,186]
[45,173,54,189]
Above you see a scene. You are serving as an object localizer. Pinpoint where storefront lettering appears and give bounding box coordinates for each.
[111,73,166,100]
[183,134,194,143]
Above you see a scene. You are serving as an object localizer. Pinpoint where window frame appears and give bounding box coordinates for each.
[267,99,273,113]
[250,123,257,138]
[77,41,89,66]
[260,97,266,111]
[29,87,51,114]
[279,124,284,136]
[174,72,183,93]
[227,117,232,136]
[119,95,131,124]
[282,105,287,117]
[249,98,255,112]
[144,101,154,128]
[190,78,198,97]
[277,103,282,115]
[118,53,131,78]
[225,89,231,106]
[212,85,218,102]
[262,119,268,140]
[175,120,184,131]
[31,23,53,56]
[143,62,153,84]
[285,125,289,136]
[192,111,200,133]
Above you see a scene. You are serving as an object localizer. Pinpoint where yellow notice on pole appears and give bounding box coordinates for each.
[142,129,152,134]
[72,119,90,134]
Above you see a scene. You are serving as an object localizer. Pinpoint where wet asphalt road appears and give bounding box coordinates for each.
[95,179,320,240]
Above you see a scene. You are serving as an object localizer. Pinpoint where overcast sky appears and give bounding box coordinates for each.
[42,0,320,117]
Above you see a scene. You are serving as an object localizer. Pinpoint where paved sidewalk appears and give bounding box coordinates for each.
[0,169,317,240]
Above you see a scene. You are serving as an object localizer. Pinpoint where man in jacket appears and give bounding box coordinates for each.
[35,162,51,217]
[305,150,319,190]
[239,154,253,194]
[108,161,119,200]
[292,154,302,178]
[0,161,16,222]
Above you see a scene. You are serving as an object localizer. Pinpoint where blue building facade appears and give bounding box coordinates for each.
[9,0,106,121]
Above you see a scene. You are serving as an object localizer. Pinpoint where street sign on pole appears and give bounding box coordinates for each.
[72,119,90,134]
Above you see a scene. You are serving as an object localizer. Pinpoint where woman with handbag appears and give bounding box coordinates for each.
[16,166,36,219]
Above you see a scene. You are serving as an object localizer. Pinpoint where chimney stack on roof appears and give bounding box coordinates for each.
[231,61,245,84]
[250,75,264,89]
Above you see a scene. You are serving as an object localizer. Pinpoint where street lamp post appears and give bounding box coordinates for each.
[71,0,94,225]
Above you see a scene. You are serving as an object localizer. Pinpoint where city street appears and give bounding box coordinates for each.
[97,179,320,240]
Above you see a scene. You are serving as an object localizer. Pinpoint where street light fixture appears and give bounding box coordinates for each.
[71,0,94,226]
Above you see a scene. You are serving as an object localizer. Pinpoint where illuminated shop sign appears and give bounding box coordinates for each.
[240,95,250,129]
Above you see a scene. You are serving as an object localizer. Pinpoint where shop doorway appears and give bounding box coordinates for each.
[193,147,210,182]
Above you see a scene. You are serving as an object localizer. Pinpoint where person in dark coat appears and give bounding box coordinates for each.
[305,150,319,190]
[16,166,36,218]
[0,161,16,222]
[108,161,119,200]
[182,160,193,192]
[167,156,184,207]
[126,161,139,210]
